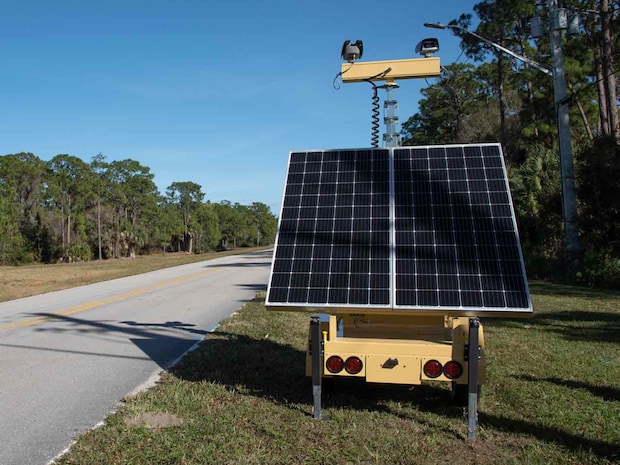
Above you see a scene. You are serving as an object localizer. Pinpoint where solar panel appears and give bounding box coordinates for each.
[266,144,532,316]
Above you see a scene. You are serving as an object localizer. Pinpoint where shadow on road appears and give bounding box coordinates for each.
[120,320,209,336]
[204,249,273,269]
[205,261,269,268]
[29,313,204,369]
[235,283,267,292]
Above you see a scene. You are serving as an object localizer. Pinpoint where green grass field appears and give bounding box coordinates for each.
[56,282,619,465]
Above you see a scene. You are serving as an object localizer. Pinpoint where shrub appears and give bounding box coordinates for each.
[64,242,92,263]
[578,248,620,289]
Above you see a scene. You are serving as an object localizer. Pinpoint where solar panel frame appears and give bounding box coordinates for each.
[266,144,532,317]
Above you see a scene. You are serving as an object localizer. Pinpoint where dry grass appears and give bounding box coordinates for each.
[0,248,267,303]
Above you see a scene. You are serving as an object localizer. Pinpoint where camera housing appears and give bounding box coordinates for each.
[341,40,364,62]
[415,38,439,57]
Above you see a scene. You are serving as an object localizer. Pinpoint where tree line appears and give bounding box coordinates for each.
[401,0,619,287]
[0,152,277,265]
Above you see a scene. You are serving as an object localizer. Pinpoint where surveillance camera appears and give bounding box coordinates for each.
[341,40,363,62]
[415,38,439,57]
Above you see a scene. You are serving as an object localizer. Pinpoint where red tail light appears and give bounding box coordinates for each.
[344,356,363,374]
[326,355,344,373]
[423,359,442,378]
[443,360,463,379]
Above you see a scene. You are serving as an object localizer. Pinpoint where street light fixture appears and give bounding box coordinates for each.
[424,16,580,265]
[423,22,552,76]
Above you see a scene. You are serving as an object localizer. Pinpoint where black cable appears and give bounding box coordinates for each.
[332,63,354,90]
[366,83,381,147]
[363,68,392,148]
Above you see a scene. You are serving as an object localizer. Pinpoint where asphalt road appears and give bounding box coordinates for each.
[0,249,272,465]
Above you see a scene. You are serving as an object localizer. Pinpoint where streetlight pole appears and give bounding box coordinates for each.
[424,19,580,265]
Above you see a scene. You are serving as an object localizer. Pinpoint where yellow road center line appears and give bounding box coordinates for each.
[0,267,221,331]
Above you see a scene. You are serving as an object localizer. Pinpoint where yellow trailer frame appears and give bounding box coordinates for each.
[340,57,440,84]
[306,314,486,386]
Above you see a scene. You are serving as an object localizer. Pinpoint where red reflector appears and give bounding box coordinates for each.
[345,356,363,374]
[326,355,344,373]
[424,359,443,378]
[443,360,463,379]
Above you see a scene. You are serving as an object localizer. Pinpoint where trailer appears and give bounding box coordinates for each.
[265,43,532,439]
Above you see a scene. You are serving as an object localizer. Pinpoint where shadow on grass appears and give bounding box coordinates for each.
[515,374,620,402]
[528,281,620,300]
[171,330,461,421]
[484,309,620,344]
[478,412,619,462]
[533,310,620,344]
[172,323,620,460]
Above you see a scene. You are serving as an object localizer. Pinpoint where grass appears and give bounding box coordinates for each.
[54,282,620,465]
[0,248,267,303]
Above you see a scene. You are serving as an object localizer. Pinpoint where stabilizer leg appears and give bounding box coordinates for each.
[467,318,480,440]
[310,316,323,420]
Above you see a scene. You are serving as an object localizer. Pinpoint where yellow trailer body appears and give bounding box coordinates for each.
[305,315,486,386]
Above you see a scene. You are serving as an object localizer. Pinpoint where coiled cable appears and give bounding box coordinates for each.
[364,67,391,148]
[368,82,380,147]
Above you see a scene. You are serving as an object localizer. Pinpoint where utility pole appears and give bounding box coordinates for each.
[547,0,580,265]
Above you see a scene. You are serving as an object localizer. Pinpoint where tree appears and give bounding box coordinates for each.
[251,202,277,246]
[577,136,620,255]
[149,198,183,253]
[509,145,563,274]
[0,182,25,264]
[193,202,220,252]
[215,201,243,249]
[106,159,159,258]
[0,153,48,261]
[166,181,204,253]
[46,154,93,256]
[401,63,496,145]
[0,152,279,263]
[451,2,531,148]
[452,0,591,158]
[579,0,620,139]
[90,153,109,260]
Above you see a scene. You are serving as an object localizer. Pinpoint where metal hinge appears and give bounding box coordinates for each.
[464,345,482,361]
[308,341,325,356]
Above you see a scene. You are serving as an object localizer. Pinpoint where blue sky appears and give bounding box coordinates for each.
[0,1,479,213]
